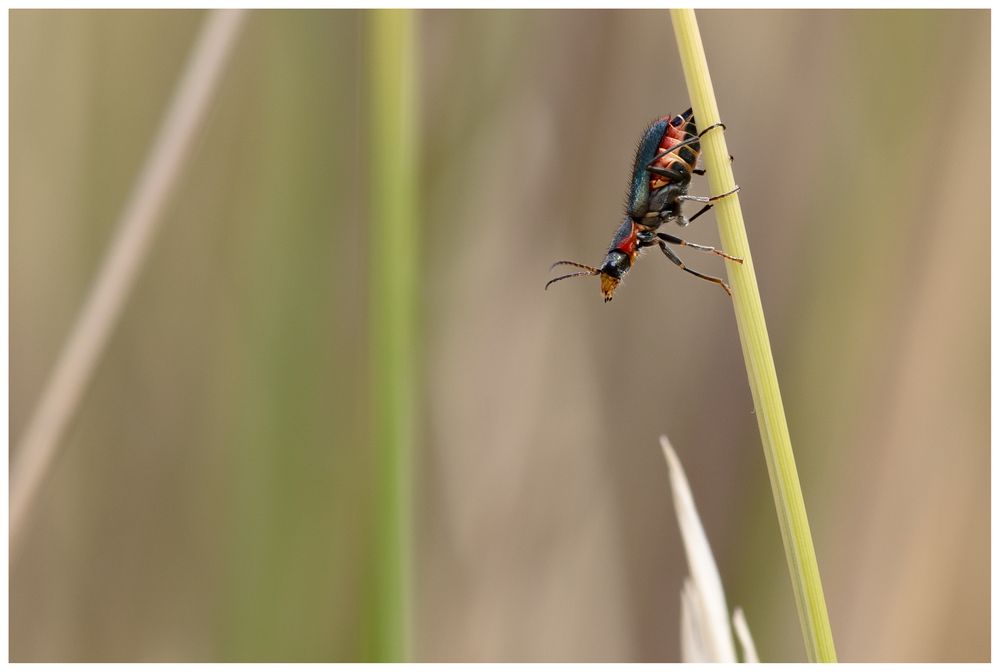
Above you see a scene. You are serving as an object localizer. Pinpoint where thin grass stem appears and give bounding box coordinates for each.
[365,8,417,662]
[670,9,837,663]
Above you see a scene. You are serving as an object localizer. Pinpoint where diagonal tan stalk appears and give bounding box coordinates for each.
[10,9,247,557]
[670,9,837,663]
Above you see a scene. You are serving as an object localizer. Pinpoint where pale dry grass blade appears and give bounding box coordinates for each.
[733,607,759,663]
[661,435,736,663]
[679,578,708,663]
[10,9,247,552]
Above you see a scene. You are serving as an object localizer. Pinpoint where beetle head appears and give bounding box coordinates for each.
[545,250,631,302]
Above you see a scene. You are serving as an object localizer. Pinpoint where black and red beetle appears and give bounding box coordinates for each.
[545,109,742,301]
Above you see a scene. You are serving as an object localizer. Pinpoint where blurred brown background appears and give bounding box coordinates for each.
[10,9,989,663]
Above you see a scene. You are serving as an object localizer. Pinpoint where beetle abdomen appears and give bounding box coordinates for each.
[649,110,699,191]
[627,109,700,217]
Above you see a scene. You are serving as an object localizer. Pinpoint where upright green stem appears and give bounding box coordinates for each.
[670,9,837,663]
[367,9,417,662]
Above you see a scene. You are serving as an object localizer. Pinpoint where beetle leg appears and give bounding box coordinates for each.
[645,180,735,226]
[646,123,734,174]
[648,121,730,171]
[657,240,733,296]
[681,203,712,225]
[657,233,742,263]
[645,134,702,171]
[692,154,733,177]
[644,117,729,169]
[676,201,734,225]
[647,165,683,180]
[646,160,697,182]
[677,184,741,204]
[696,121,726,136]
[670,201,720,228]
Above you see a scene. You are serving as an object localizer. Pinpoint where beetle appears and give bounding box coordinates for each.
[545,109,742,302]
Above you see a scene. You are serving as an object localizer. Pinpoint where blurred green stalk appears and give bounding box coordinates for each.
[670,9,837,663]
[366,9,417,662]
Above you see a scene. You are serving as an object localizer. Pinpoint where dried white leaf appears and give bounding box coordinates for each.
[680,578,708,663]
[662,434,746,663]
[733,607,759,663]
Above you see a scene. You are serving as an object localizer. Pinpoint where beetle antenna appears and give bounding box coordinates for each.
[545,260,601,290]
[545,271,597,290]
[549,260,600,273]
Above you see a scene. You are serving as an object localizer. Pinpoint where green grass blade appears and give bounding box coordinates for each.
[366,8,417,662]
[670,9,837,663]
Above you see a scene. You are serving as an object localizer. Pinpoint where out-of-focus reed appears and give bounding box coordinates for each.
[366,8,418,662]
